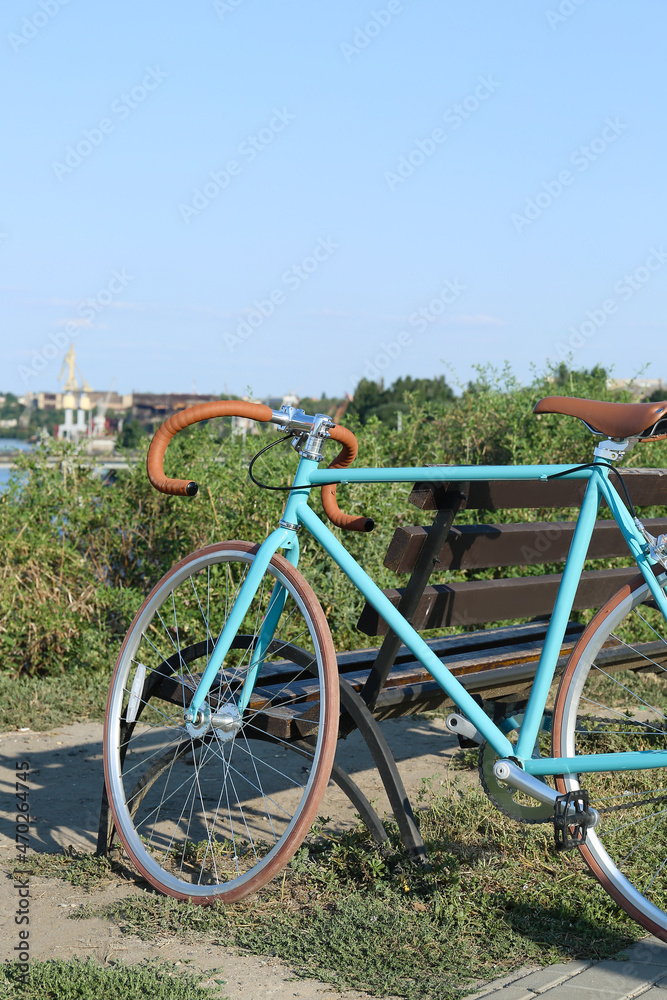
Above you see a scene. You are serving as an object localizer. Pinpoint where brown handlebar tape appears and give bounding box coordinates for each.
[146,401,374,531]
[323,424,374,532]
[146,400,273,495]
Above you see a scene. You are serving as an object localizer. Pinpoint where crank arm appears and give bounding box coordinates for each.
[493,759,600,827]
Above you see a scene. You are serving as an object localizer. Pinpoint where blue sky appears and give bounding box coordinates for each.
[2,0,666,399]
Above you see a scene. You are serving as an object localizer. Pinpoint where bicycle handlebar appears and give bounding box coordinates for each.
[146,400,273,496]
[145,400,374,532]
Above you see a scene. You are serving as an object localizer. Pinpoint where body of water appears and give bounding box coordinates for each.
[0,438,32,490]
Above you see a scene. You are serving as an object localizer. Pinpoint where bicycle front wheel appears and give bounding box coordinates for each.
[103,540,339,903]
[553,572,667,937]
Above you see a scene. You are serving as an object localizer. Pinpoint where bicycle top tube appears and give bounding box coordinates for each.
[306,462,599,486]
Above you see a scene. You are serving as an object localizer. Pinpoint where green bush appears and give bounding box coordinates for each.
[1,364,666,680]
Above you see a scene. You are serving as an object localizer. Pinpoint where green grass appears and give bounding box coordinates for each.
[0,669,109,732]
[20,776,643,1000]
[0,958,227,999]
[11,848,121,888]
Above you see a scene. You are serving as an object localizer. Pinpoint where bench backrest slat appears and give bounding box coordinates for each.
[408,468,667,511]
[357,468,667,637]
[357,566,639,635]
[384,516,667,574]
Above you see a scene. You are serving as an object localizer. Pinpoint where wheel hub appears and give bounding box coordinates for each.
[185,702,211,737]
[184,701,242,742]
[211,703,242,743]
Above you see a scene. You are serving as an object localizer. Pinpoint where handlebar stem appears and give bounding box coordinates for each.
[271,407,334,462]
[297,413,335,462]
[269,405,313,431]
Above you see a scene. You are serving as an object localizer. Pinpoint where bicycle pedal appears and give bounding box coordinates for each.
[553,790,592,851]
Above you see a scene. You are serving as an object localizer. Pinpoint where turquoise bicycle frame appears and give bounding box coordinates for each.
[187,456,667,780]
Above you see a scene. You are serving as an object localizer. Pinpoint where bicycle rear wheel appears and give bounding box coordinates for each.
[104,540,339,903]
[553,572,667,937]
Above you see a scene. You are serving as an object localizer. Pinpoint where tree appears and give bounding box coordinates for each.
[347,379,388,424]
[348,375,454,424]
[119,418,145,449]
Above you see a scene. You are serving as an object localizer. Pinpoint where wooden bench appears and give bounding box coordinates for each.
[97,468,667,864]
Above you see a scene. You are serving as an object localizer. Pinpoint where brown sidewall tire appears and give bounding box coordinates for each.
[103,540,339,904]
[552,575,667,940]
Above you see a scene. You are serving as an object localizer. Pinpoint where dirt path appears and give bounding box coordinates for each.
[0,716,461,999]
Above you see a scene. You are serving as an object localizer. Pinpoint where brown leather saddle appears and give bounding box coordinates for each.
[533,396,667,441]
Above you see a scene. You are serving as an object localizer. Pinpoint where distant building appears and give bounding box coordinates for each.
[15,389,305,430]
[131,392,219,425]
[18,390,133,412]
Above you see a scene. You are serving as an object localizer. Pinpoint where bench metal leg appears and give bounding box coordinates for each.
[359,488,469,714]
[96,680,427,865]
[96,781,121,858]
[338,677,428,866]
[329,762,389,846]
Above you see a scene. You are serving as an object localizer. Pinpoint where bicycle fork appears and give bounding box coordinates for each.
[183,526,299,732]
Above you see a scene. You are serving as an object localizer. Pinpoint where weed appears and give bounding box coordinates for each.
[11,848,122,889]
[0,957,228,999]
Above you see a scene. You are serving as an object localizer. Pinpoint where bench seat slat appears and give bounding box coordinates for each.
[336,619,584,671]
[154,633,667,737]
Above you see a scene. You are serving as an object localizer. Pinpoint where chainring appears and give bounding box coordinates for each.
[478,713,554,824]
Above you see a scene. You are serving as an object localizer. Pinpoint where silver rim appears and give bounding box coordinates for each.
[104,545,330,898]
[558,577,667,930]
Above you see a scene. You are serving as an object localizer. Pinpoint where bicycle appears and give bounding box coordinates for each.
[103,394,667,937]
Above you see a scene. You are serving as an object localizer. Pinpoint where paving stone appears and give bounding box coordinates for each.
[472,987,537,1000]
[555,958,667,994]
[537,990,632,1000]
[621,938,667,968]
[466,967,542,999]
[469,936,667,999]
[510,960,591,993]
